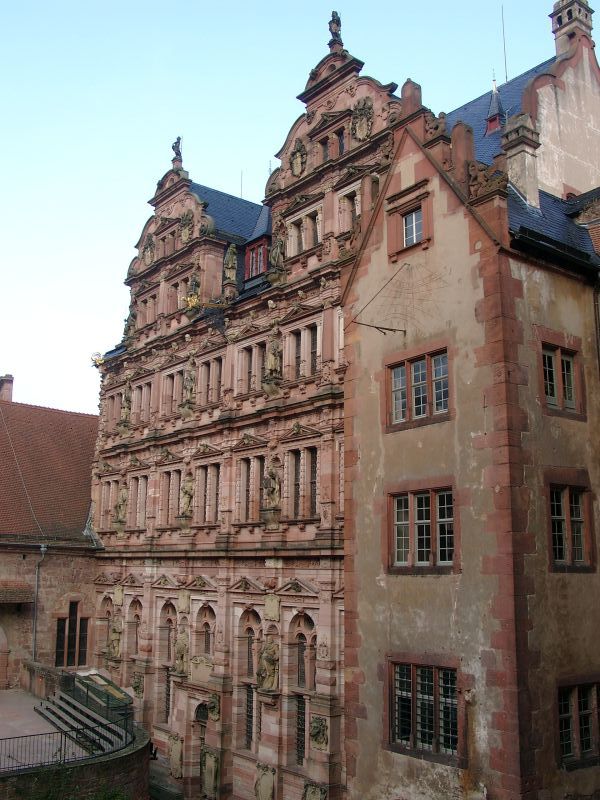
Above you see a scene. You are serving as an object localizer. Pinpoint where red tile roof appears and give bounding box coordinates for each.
[0,400,98,542]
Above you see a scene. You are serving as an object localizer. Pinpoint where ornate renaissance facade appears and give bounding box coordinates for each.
[83,3,600,799]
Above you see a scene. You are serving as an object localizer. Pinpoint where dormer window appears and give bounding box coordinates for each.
[245,242,267,279]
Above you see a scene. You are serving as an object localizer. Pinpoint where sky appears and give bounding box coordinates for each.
[1,1,557,414]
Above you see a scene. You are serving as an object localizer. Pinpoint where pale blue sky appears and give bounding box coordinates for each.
[1,1,558,413]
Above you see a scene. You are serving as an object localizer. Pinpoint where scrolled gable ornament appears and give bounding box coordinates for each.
[179,209,194,243]
[142,235,155,266]
[290,138,308,178]
[351,97,374,142]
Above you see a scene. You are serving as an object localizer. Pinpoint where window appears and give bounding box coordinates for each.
[296,696,306,765]
[287,447,319,520]
[390,350,449,426]
[236,345,265,395]
[336,128,345,156]
[558,683,600,767]
[55,601,89,667]
[391,663,458,759]
[236,455,264,523]
[287,208,322,257]
[403,208,423,246]
[159,470,181,525]
[320,137,329,162]
[543,346,577,411]
[245,686,254,749]
[285,325,320,381]
[196,463,221,524]
[549,486,590,567]
[128,475,148,528]
[392,489,454,568]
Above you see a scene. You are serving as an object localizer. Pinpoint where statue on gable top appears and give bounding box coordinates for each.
[172,136,182,161]
[329,11,342,43]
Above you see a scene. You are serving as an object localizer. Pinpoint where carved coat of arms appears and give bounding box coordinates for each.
[351,97,374,142]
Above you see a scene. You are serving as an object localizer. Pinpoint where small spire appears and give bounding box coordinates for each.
[486,78,505,134]
[328,10,343,51]
[171,136,182,167]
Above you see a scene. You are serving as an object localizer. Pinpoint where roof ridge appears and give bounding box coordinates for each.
[0,399,98,419]
[447,56,556,117]
[191,181,264,210]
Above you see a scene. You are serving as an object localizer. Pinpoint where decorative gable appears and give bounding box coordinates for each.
[121,573,143,588]
[232,432,269,451]
[152,574,179,589]
[229,577,265,594]
[276,578,319,597]
[280,422,322,442]
[191,442,223,459]
[185,575,217,591]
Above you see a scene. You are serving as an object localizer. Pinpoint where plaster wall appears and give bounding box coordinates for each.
[345,165,501,799]
[510,257,600,799]
[535,45,600,196]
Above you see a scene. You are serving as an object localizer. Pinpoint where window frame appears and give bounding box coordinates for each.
[556,680,600,769]
[386,181,431,261]
[386,348,451,431]
[385,654,467,768]
[388,486,457,574]
[544,469,595,572]
[534,327,585,420]
[54,600,89,668]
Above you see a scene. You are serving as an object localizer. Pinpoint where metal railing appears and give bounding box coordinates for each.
[0,674,135,775]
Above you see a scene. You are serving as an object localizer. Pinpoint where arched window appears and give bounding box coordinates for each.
[247,628,255,677]
[160,601,177,663]
[297,633,307,687]
[195,605,216,657]
[203,623,211,655]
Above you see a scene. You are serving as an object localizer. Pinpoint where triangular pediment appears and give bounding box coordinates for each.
[277,303,318,325]
[156,447,182,465]
[152,574,179,589]
[129,454,151,469]
[197,329,227,353]
[97,459,118,475]
[185,575,217,591]
[308,110,350,139]
[191,442,223,459]
[285,193,322,215]
[94,573,118,585]
[280,422,322,442]
[229,577,265,594]
[121,573,143,587]
[231,433,269,451]
[276,578,318,597]
[333,163,374,191]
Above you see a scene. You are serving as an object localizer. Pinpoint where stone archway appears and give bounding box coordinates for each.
[0,623,10,689]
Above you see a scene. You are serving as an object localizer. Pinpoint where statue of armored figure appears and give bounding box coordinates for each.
[223,243,238,284]
[180,473,194,518]
[256,639,279,691]
[108,615,123,659]
[174,629,189,674]
[113,484,128,524]
[262,466,281,510]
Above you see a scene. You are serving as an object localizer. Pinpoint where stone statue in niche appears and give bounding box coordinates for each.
[310,716,329,749]
[201,747,220,799]
[256,639,279,690]
[120,383,132,424]
[290,138,307,178]
[268,235,285,271]
[113,484,128,524]
[265,331,282,379]
[174,629,189,674]
[172,136,182,161]
[262,465,281,509]
[303,785,328,800]
[180,209,194,243]
[168,733,183,779]
[132,672,144,698]
[254,764,276,800]
[182,367,195,405]
[208,693,220,721]
[108,615,123,659]
[351,97,374,142]
[328,10,342,42]
[223,244,238,284]
[180,473,194,518]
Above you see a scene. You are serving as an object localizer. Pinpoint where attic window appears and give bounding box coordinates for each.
[557,14,563,25]
[567,9,573,20]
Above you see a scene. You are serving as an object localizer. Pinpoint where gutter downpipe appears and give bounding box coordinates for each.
[32,544,48,662]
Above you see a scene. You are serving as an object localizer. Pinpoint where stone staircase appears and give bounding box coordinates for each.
[35,691,129,756]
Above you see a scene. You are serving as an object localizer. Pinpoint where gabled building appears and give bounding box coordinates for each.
[0,375,98,688]
[87,3,600,799]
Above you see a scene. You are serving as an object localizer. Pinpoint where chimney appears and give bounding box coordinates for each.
[550,0,594,55]
[501,114,541,208]
[0,374,14,402]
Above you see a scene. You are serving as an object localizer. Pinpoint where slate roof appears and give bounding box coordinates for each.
[0,401,98,543]
[508,186,600,270]
[445,57,556,165]
[190,182,269,242]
